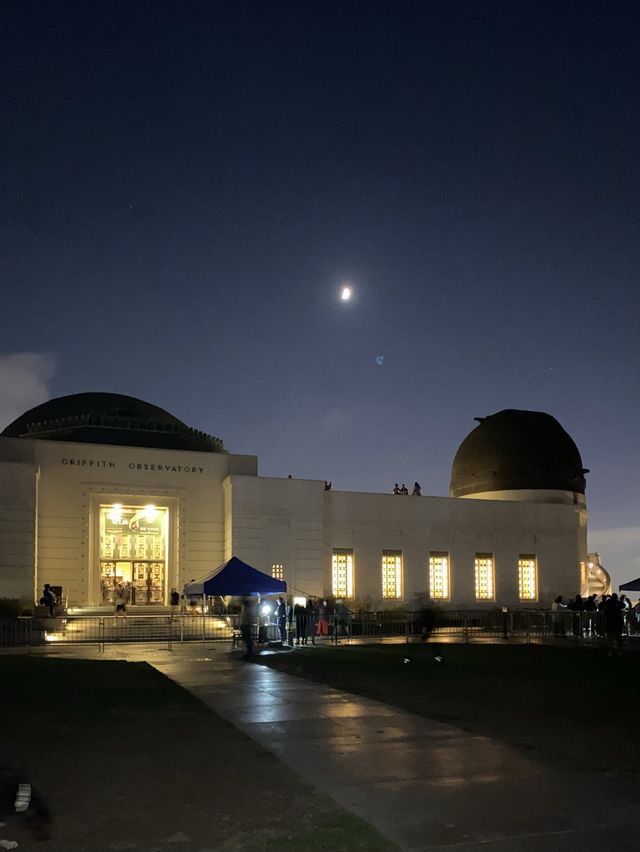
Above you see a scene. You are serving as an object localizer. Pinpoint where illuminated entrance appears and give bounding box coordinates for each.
[99,504,168,605]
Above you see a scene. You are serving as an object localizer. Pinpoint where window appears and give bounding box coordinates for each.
[518,555,537,601]
[474,553,494,600]
[271,564,284,581]
[382,552,402,599]
[429,552,450,600]
[332,550,354,598]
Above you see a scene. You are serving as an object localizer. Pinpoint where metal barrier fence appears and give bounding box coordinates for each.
[0,614,241,650]
[344,609,639,644]
[1,609,637,649]
[338,612,509,643]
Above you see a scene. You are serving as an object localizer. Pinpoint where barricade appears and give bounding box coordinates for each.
[0,614,240,650]
[1,610,632,649]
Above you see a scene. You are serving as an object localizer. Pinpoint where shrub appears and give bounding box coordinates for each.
[0,598,24,618]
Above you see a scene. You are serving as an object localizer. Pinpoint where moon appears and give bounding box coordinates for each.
[340,286,352,301]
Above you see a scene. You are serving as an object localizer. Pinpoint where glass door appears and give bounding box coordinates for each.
[132,561,165,605]
[100,561,133,605]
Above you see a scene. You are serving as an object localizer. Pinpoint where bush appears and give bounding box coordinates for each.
[0,598,24,618]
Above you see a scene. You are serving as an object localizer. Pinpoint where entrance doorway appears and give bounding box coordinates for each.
[100,560,165,605]
[99,504,168,606]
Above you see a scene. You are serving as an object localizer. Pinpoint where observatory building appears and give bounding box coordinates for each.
[0,394,589,609]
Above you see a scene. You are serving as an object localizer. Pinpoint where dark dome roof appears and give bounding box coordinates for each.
[1,393,225,453]
[449,409,587,497]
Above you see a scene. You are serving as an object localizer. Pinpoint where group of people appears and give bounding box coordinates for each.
[110,578,163,612]
[552,592,637,654]
[393,482,421,495]
[239,596,350,658]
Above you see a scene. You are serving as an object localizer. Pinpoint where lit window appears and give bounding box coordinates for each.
[382,552,402,599]
[271,564,284,581]
[429,552,450,600]
[332,550,354,598]
[474,553,494,600]
[518,555,537,601]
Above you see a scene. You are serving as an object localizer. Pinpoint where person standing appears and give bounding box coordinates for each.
[584,593,597,635]
[294,602,307,645]
[240,595,256,659]
[305,598,317,644]
[316,600,329,638]
[567,594,584,636]
[551,595,566,636]
[275,596,288,645]
[596,594,609,637]
[40,584,57,617]
[604,593,624,656]
[620,595,631,635]
[335,599,350,636]
[115,583,128,615]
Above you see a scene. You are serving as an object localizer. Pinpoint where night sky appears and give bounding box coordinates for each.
[2,1,639,587]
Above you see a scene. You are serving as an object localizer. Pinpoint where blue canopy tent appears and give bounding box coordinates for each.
[183,556,287,598]
[619,578,640,591]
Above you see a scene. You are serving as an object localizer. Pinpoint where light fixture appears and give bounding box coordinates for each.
[108,503,123,522]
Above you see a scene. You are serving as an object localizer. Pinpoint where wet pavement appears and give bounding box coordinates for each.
[36,643,640,850]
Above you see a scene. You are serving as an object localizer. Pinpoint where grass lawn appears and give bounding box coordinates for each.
[258,642,640,778]
[0,655,396,852]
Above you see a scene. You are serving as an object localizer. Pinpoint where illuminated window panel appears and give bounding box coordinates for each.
[99,504,168,606]
[272,564,284,581]
[382,552,402,599]
[518,555,537,601]
[429,552,450,600]
[474,553,494,601]
[332,550,354,598]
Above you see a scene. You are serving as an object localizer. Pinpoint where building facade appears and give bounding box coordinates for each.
[0,394,589,609]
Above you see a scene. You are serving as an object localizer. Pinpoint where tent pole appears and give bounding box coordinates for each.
[202,593,206,644]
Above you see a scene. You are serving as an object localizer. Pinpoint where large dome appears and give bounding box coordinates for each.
[449,409,587,498]
[1,393,225,453]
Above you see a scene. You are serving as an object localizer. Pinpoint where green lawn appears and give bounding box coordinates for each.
[259,642,640,777]
[0,656,395,852]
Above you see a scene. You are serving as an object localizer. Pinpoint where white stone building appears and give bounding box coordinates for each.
[0,394,589,610]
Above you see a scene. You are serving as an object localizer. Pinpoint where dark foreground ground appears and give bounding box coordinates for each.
[259,642,640,778]
[0,655,395,852]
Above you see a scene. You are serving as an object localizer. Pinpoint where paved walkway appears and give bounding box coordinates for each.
[40,643,640,850]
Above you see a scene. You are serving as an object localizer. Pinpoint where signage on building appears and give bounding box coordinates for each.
[59,458,204,473]
[61,458,115,468]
